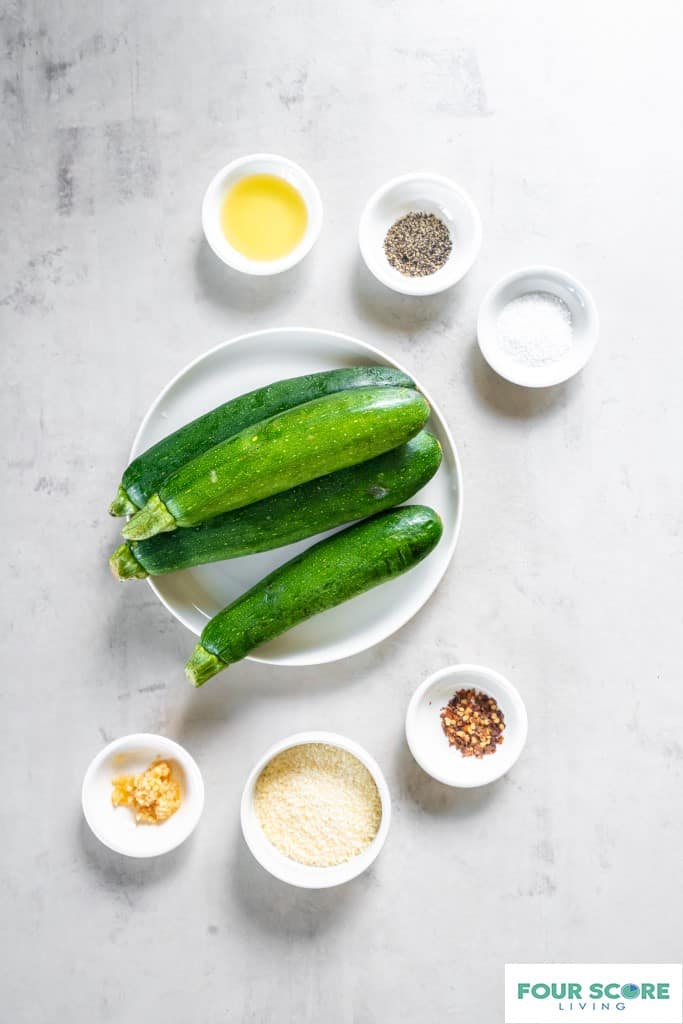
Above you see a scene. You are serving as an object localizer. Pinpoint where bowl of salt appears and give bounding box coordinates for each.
[477,265,599,387]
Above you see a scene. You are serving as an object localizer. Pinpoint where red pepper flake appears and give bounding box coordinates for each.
[440,688,505,758]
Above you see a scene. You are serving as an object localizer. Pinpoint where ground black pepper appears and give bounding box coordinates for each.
[384,212,452,277]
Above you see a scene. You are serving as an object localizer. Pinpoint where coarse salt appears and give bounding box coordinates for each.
[254,743,382,867]
[496,291,573,367]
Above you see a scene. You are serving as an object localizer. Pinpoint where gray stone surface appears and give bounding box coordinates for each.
[2,2,682,1021]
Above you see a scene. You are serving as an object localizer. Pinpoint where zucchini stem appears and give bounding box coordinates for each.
[109,543,148,581]
[122,494,176,541]
[185,645,227,686]
[109,485,138,517]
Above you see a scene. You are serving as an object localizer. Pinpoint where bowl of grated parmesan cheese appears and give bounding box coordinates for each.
[241,732,391,888]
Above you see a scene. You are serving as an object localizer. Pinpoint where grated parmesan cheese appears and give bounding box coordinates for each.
[254,743,382,867]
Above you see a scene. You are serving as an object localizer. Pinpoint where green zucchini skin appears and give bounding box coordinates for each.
[123,386,430,540]
[111,432,442,579]
[185,505,443,685]
[111,366,416,514]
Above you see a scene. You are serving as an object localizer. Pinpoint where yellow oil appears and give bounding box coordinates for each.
[221,173,308,261]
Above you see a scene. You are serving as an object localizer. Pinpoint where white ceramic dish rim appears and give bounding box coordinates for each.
[81,733,205,858]
[476,264,599,388]
[201,152,323,276]
[358,171,483,296]
[129,326,464,666]
[240,730,392,889]
[405,664,529,788]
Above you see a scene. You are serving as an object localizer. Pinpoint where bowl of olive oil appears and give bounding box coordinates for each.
[202,154,323,275]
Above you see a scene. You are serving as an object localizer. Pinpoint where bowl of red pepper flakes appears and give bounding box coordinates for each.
[405,664,528,787]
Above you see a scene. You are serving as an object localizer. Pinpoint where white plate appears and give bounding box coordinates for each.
[131,328,463,666]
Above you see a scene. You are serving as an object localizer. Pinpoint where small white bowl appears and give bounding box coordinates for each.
[201,153,323,276]
[82,734,205,857]
[241,731,391,889]
[406,665,528,787]
[477,265,599,387]
[359,172,482,296]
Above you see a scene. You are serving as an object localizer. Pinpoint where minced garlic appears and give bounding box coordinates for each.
[254,743,382,867]
[112,759,181,825]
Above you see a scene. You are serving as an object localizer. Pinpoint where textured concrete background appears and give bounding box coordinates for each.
[2,1,682,1021]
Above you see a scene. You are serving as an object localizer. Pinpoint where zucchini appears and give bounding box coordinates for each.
[123,387,430,541]
[185,505,443,684]
[110,431,442,579]
[110,366,415,515]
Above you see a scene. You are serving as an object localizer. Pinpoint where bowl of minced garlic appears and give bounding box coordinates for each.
[241,733,391,888]
[82,734,204,857]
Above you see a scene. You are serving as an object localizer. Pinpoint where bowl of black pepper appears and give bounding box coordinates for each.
[359,173,482,296]
[405,664,528,787]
